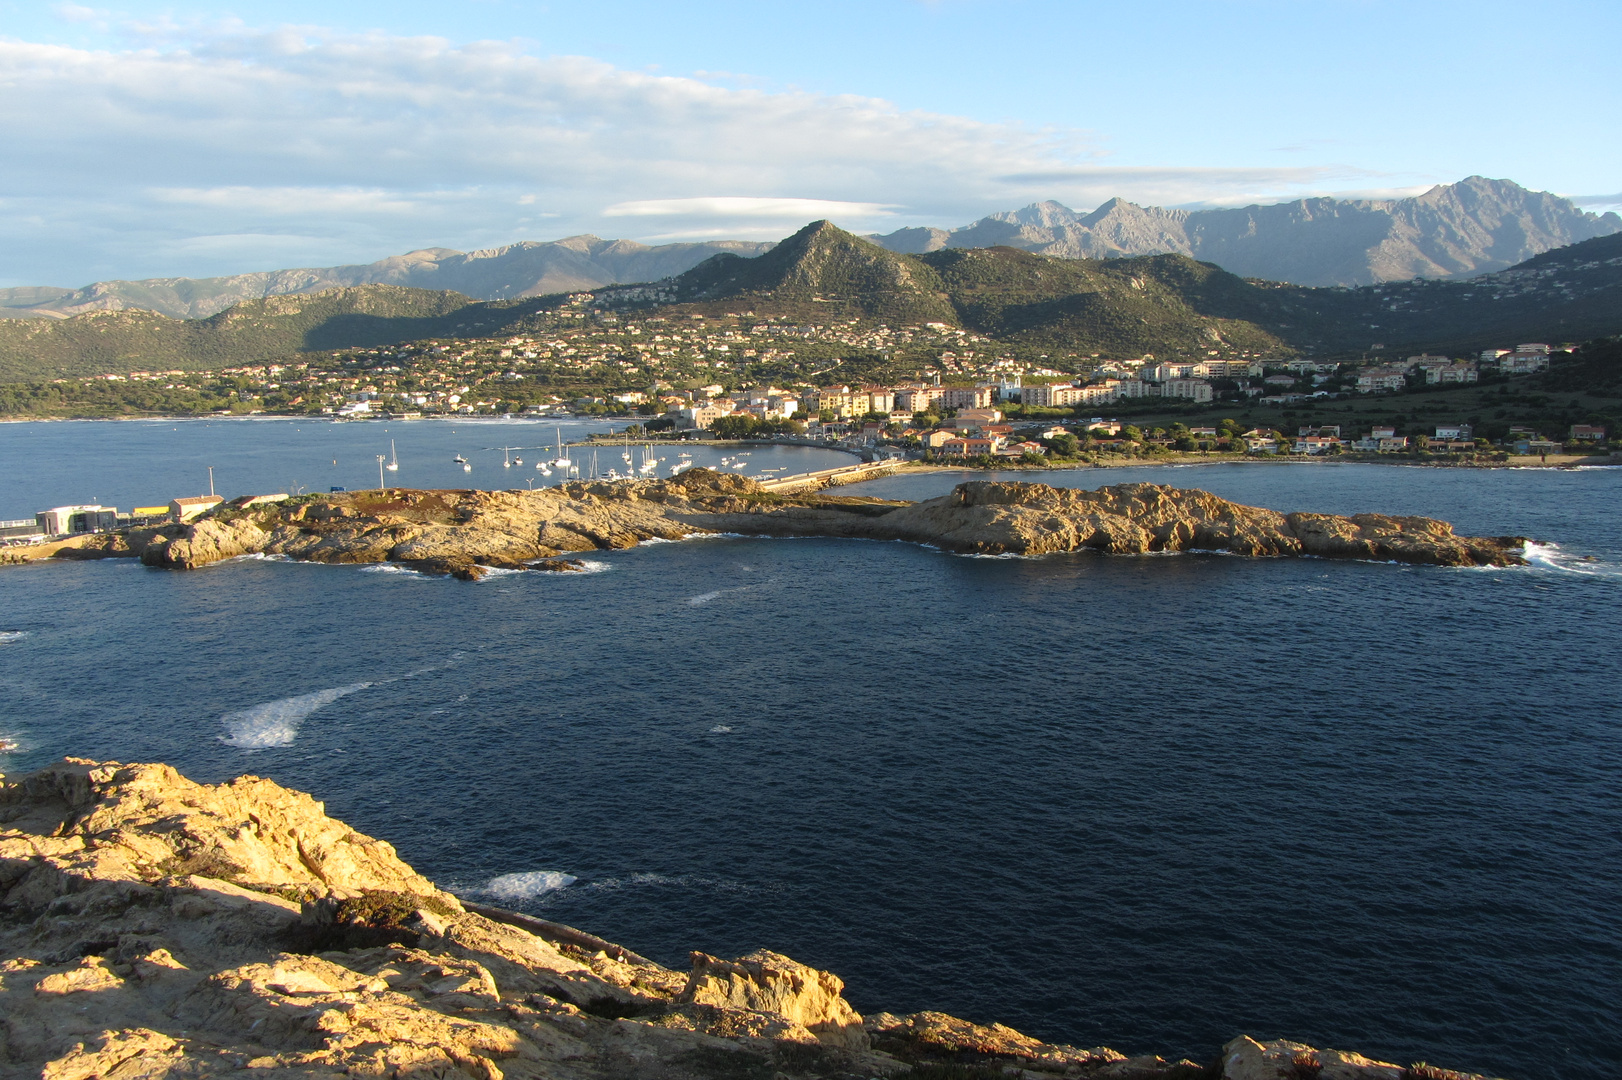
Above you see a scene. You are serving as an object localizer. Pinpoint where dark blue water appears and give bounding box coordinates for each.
[1,426,1619,1080]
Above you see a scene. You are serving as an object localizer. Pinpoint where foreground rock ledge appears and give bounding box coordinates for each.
[1,759,1509,1080]
[9,471,1527,578]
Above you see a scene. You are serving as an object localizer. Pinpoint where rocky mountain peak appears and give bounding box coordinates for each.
[868,177,1621,285]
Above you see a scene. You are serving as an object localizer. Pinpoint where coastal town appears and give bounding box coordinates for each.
[12,305,1607,452]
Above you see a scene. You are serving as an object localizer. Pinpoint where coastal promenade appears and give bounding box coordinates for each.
[756,459,904,492]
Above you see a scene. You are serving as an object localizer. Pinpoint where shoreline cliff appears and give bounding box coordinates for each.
[5,471,1527,578]
[0,759,1510,1080]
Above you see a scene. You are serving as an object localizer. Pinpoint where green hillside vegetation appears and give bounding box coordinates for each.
[632,222,1622,359]
[917,246,1291,355]
[3,222,1621,392]
[665,220,958,325]
[0,286,558,382]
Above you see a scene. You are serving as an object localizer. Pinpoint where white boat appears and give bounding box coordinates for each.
[552,426,572,470]
[502,447,512,469]
[385,440,399,472]
[462,462,472,473]
[453,454,468,464]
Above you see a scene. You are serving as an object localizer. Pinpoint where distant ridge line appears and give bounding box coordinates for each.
[2,176,1617,323]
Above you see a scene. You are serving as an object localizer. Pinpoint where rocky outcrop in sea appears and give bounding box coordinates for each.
[14,471,1527,579]
[0,759,1510,1080]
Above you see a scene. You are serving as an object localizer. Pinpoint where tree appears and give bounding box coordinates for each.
[1041,433,1080,458]
[710,415,763,439]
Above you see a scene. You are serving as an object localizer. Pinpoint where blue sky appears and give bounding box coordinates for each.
[2,0,1618,286]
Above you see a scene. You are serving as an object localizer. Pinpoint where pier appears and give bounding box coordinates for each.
[756,460,905,493]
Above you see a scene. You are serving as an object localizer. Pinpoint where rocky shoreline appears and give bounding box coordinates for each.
[0,759,1511,1080]
[6,471,1527,578]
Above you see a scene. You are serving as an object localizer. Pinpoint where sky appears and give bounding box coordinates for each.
[2,0,1619,288]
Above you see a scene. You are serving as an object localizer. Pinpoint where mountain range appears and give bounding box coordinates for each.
[624,220,1622,356]
[0,178,1615,324]
[867,177,1621,287]
[4,219,1620,383]
[0,237,774,322]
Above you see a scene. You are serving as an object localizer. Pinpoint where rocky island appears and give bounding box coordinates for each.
[0,758,1510,1080]
[11,471,1526,578]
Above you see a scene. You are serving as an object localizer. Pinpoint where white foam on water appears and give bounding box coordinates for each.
[577,872,757,895]
[1521,540,1619,578]
[359,563,429,577]
[219,682,373,749]
[709,725,733,733]
[575,560,611,573]
[0,631,28,644]
[482,871,578,900]
[475,566,528,579]
[231,552,291,562]
[640,532,726,545]
[686,580,772,605]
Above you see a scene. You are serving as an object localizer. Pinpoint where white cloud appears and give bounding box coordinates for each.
[0,26,1402,285]
[149,187,429,215]
[603,197,900,219]
[1569,192,1622,215]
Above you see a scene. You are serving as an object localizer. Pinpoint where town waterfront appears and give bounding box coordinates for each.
[1,422,1619,1079]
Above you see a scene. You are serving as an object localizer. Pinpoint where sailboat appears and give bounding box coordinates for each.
[502,447,512,469]
[385,440,399,472]
[551,426,572,471]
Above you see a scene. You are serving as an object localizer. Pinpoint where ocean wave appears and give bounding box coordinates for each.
[685,577,776,605]
[640,532,726,545]
[574,560,611,573]
[0,631,28,644]
[574,872,760,896]
[1521,540,1619,578]
[709,724,734,733]
[218,682,373,749]
[359,563,429,577]
[481,870,578,900]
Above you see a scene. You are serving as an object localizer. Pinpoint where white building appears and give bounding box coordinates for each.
[1162,379,1214,403]
[36,505,119,535]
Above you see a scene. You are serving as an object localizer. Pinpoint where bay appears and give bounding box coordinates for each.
[1,422,1618,1080]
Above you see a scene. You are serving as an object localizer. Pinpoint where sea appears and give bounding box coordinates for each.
[1,418,1618,1080]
